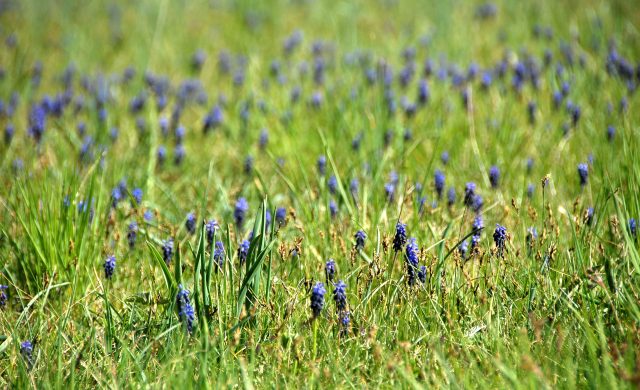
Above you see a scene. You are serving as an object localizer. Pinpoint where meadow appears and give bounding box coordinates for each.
[1,0,640,387]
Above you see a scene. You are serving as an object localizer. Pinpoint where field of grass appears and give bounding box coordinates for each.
[1,0,640,387]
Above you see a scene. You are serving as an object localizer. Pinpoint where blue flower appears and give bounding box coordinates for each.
[464,182,476,206]
[418,265,427,283]
[205,220,218,243]
[434,170,445,199]
[489,166,500,188]
[214,241,225,270]
[127,222,138,249]
[630,218,637,238]
[441,151,450,165]
[310,282,326,318]
[275,207,287,226]
[185,213,196,234]
[234,197,249,228]
[328,175,337,194]
[104,255,116,279]
[577,163,588,187]
[325,259,336,282]
[162,238,174,264]
[472,195,484,213]
[606,125,615,142]
[355,230,366,250]
[317,155,327,176]
[384,183,395,203]
[329,199,338,218]
[333,280,347,312]
[0,285,8,308]
[20,340,33,369]
[176,285,196,333]
[238,239,250,265]
[393,222,407,252]
[405,238,419,286]
[447,187,456,206]
[459,240,469,259]
[493,224,507,258]
[473,216,484,233]
[132,188,143,206]
[527,183,535,199]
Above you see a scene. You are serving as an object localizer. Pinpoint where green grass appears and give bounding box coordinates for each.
[1,0,640,387]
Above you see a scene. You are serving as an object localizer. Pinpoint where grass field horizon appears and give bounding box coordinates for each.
[1,0,640,388]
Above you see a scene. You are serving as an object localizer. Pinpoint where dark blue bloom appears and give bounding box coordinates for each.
[405,238,419,286]
[333,280,347,312]
[328,175,337,194]
[275,207,286,226]
[104,255,116,279]
[205,220,218,243]
[234,197,249,228]
[447,187,456,206]
[393,222,407,252]
[259,128,269,149]
[527,183,535,199]
[417,265,427,283]
[472,195,484,213]
[317,155,327,176]
[132,188,143,206]
[434,170,445,199]
[144,210,154,222]
[4,124,14,145]
[203,105,223,133]
[384,183,395,203]
[174,144,185,165]
[493,224,507,258]
[20,340,33,369]
[157,146,167,166]
[28,104,46,143]
[339,311,350,335]
[162,238,174,264]
[441,151,450,165]
[355,230,366,250]
[214,241,225,270]
[606,125,615,142]
[111,187,122,208]
[244,155,254,174]
[127,221,138,249]
[176,285,196,333]
[329,199,338,218]
[459,240,469,259]
[238,239,250,265]
[350,178,359,197]
[585,207,594,226]
[310,282,326,318]
[526,158,534,173]
[489,166,500,188]
[630,218,637,238]
[464,182,476,206]
[577,163,588,186]
[185,212,196,234]
[325,259,336,283]
[0,285,8,308]
[473,215,484,233]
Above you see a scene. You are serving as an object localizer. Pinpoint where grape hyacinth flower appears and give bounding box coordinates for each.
[131,188,143,206]
[205,219,218,243]
[405,238,419,286]
[630,218,637,238]
[472,195,484,213]
[310,282,326,318]
[157,146,167,166]
[464,182,476,206]
[350,178,359,198]
[0,285,7,308]
[606,125,615,142]
[339,311,350,336]
[418,265,427,283]
[176,285,196,334]
[162,238,174,264]
[489,166,500,188]
[493,224,507,258]
[214,241,225,271]
[238,239,250,265]
[434,170,445,199]
[185,212,196,235]
[104,255,116,279]
[329,199,338,218]
[20,340,34,369]
[585,207,594,226]
[127,221,138,249]
[333,280,347,312]
[234,197,249,229]
[174,144,185,165]
[317,155,327,176]
[384,182,395,203]
[527,183,535,199]
[459,240,469,259]
[328,175,337,194]
[393,222,407,252]
[577,163,588,187]
[355,230,366,250]
[447,187,456,206]
[473,215,484,233]
[325,259,336,282]
[275,207,286,226]
[441,151,450,165]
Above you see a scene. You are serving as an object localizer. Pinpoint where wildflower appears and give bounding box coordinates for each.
[441,151,450,165]
[472,195,484,213]
[184,213,196,235]
[447,187,456,206]
[28,104,46,143]
[473,215,484,233]
[275,207,287,226]
[127,221,138,249]
[434,170,445,199]
[205,220,218,243]
[203,106,223,133]
[132,188,143,206]
[310,282,326,318]
[630,218,637,238]
[393,222,408,252]
[339,311,350,336]
[4,124,14,145]
[585,207,594,226]
[350,178,359,197]
[214,241,225,270]
[317,155,327,176]
[333,280,347,311]
[144,209,154,222]
[234,197,249,228]
[489,166,500,188]
[238,239,250,265]
[157,146,167,166]
[405,238,419,286]
[577,163,588,187]
[464,182,476,206]
[527,183,535,199]
[459,240,469,259]
[111,187,122,208]
[162,238,174,264]
[418,265,427,283]
[244,155,254,174]
[329,199,338,218]
[104,255,116,279]
[176,285,196,333]
[384,183,395,203]
[326,259,336,282]
[355,230,366,250]
[0,285,7,307]
[174,144,185,165]
[493,224,507,257]
[328,175,337,194]
[606,125,615,142]
[20,341,34,369]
